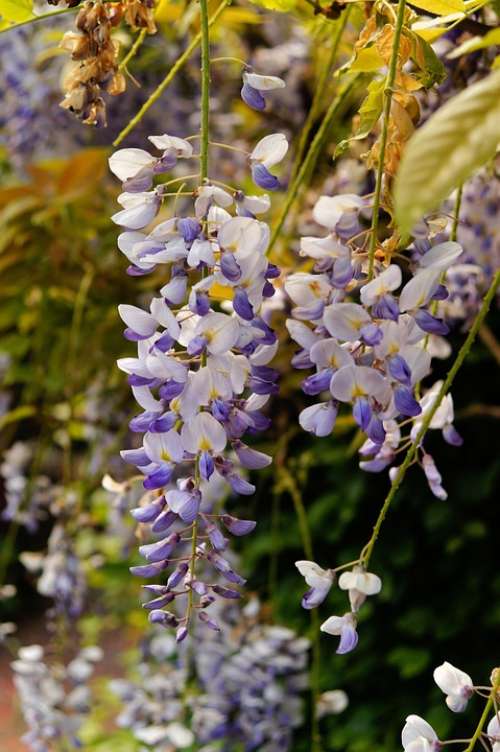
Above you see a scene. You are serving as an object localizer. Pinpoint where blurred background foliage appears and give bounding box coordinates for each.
[0,2,499,751]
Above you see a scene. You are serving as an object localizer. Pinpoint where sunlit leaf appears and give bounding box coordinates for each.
[0,0,33,23]
[247,0,296,11]
[407,0,465,14]
[350,45,385,72]
[394,69,500,234]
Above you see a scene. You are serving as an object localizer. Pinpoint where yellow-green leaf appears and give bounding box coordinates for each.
[0,0,33,22]
[394,69,500,234]
[408,0,465,15]
[350,45,385,72]
[247,0,296,11]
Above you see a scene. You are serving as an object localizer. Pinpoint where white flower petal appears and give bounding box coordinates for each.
[402,715,438,750]
[323,303,371,341]
[312,194,364,230]
[399,269,441,312]
[419,241,462,270]
[243,71,286,91]
[109,148,154,181]
[250,133,288,168]
[118,304,157,336]
[360,265,402,305]
[433,662,472,697]
[147,134,193,158]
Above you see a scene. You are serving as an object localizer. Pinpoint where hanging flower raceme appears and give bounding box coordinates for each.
[112,599,309,751]
[12,643,102,752]
[110,125,287,638]
[286,192,465,500]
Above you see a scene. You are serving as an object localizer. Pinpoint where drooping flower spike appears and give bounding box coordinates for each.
[110,64,288,637]
[286,191,465,501]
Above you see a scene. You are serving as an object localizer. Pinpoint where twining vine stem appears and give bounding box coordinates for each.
[113,0,228,147]
[361,268,500,567]
[367,0,407,280]
[199,0,211,181]
[119,28,147,72]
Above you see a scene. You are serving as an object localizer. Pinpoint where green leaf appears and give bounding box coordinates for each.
[407,0,465,14]
[394,69,500,234]
[336,78,384,155]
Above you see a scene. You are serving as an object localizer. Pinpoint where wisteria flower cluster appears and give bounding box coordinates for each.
[109,79,288,636]
[112,600,310,751]
[12,643,102,752]
[286,193,464,500]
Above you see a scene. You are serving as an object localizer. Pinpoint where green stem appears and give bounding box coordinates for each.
[450,184,463,242]
[290,10,350,185]
[113,0,228,147]
[362,269,500,567]
[463,673,500,752]
[268,73,361,254]
[367,0,407,280]
[199,0,211,181]
[119,28,147,72]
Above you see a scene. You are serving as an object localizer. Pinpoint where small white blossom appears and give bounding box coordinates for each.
[402,715,440,752]
[433,661,473,712]
[487,713,500,752]
[316,689,349,718]
[338,565,382,611]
